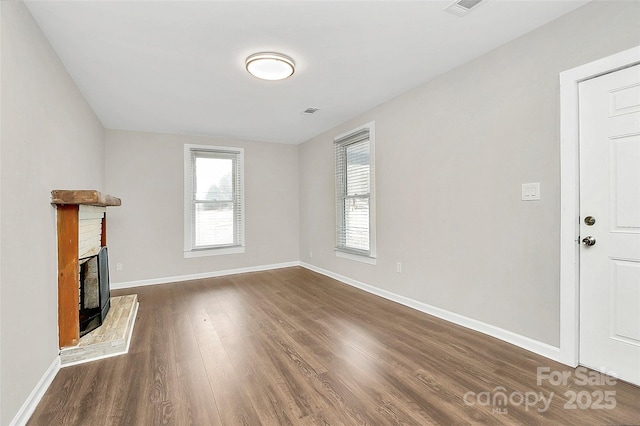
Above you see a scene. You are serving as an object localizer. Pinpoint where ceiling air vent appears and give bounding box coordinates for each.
[303,107,319,114]
[444,0,484,16]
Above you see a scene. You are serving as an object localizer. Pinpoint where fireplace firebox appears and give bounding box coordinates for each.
[79,246,110,336]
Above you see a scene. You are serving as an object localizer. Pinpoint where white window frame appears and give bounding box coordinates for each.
[184,144,245,258]
[334,121,376,264]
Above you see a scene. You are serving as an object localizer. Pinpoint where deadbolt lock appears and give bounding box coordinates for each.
[584,216,596,226]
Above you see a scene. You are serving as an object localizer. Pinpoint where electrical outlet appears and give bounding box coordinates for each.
[396,262,402,273]
[309,250,313,259]
[116,263,123,271]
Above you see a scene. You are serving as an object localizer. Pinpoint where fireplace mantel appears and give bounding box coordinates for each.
[52,190,121,348]
[51,190,121,207]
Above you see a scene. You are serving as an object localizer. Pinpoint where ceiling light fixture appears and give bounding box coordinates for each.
[245,52,295,81]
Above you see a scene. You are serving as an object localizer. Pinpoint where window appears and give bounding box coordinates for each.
[184,144,244,257]
[335,122,376,263]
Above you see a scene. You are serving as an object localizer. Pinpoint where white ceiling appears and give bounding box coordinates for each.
[25,0,589,144]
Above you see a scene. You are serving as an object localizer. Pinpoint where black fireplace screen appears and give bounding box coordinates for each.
[79,246,111,336]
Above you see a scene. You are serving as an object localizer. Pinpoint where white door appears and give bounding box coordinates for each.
[579,64,640,386]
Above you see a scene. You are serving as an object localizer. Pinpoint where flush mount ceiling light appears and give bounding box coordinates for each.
[245,52,295,81]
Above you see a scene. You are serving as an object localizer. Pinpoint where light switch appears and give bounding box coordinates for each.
[522,183,540,201]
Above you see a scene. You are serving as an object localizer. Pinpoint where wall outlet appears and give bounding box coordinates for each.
[116,263,123,271]
[309,250,313,259]
[396,262,402,273]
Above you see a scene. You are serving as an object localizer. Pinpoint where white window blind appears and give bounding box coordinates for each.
[184,145,244,256]
[335,123,376,258]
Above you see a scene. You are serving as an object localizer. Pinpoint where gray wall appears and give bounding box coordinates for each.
[0,2,105,424]
[105,130,300,284]
[299,0,640,347]
[2,0,639,423]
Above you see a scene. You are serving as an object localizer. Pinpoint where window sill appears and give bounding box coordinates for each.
[336,250,377,265]
[184,246,245,258]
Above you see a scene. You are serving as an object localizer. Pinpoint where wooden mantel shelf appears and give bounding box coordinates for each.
[51,190,121,207]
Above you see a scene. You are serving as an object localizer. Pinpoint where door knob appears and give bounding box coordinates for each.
[582,236,596,246]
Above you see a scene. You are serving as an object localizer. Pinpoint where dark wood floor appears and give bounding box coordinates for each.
[29,267,640,425]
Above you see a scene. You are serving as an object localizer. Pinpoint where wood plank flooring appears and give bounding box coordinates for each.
[28,267,640,425]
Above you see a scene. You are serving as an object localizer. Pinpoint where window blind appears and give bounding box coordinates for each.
[187,148,244,250]
[335,128,371,255]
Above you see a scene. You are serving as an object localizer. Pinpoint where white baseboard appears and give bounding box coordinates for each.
[10,356,61,426]
[115,259,560,361]
[300,262,561,362]
[111,261,301,289]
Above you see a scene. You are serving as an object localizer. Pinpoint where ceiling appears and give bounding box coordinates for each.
[25,0,589,144]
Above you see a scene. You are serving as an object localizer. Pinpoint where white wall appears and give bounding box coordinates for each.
[105,130,299,284]
[0,6,3,418]
[299,0,640,348]
[0,2,105,424]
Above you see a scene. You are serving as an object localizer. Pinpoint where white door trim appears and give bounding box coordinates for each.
[559,45,640,367]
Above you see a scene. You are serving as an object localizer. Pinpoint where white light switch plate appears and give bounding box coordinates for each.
[522,183,540,201]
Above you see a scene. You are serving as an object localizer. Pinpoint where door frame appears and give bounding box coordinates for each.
[559,46,640,367]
